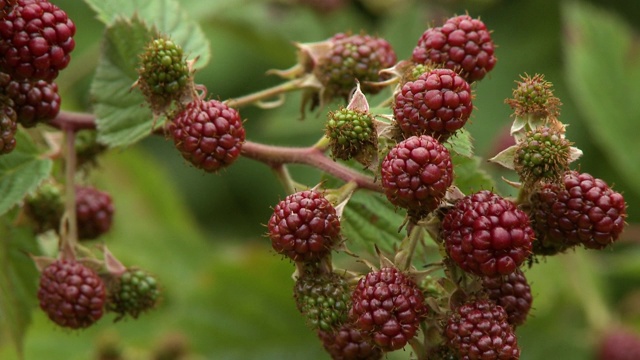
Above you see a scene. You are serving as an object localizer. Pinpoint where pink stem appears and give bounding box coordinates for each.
[49,111,383,192]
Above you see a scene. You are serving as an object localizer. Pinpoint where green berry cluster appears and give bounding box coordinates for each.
[137,37,191,113]
[108,269,160,320]
[326,107,376,162]
[514,126,571,185]
[294,271,351,332]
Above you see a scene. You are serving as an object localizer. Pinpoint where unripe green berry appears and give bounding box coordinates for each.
[326,108,377,163]
[107,268,160,320]
[294,271,351,332]
[23,181,64,233]
[514,127,571,185]
[137,37,191,114]
[506,73,561,120]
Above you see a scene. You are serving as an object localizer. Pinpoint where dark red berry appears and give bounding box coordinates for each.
[0,72,60,127]
[267,190,341,262]
[394,68,472,141]
[169,99,245,173]
[442,190,534,277]
[531,171,627,251]
[380,135,453,218]
[318,325,383,360]
[0,0,76,81]
[597,327,640,360]
[482,268,533,327]
[315,32,397,100]
[412,15,496,83]
[444,298,520,359]
[349,267,428,351]
[37,259,106,329]
[76,185,114,240]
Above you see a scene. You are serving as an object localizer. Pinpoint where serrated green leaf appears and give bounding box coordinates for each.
[444,129,474,158]
[341,191,406,255]
[563,2,640,197]
[0,131,53,216]
[452,154,495,194]
[0,221,41,358]
[83,0,210,68]
[91,17,158,148]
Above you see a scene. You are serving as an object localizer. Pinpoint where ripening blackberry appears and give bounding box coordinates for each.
[267,189,341,262]
[412,15,496,83]
[442,190,534,277]
[0,0,76,81]
[38,259,106,329]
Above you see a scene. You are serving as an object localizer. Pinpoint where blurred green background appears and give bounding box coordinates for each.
[2,0,640,359]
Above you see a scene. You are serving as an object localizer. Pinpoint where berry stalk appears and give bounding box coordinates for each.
[563,252,613,333]
[223,78,307,109]
[241,141,382,192]
[61,126,78,260]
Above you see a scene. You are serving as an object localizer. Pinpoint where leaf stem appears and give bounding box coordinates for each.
[223,78,305,109]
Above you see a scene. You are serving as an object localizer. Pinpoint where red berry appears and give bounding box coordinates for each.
[76,185,114,240]
[380,135,453,218]
[444,298,520,359]
[394,68,472,141]
[315,33,397,100]
[0,72,60,127]
[37,259,106,329]
[349,267,428,351]
[442,190,534,277]
[532,171,627,251]
[267,190,340,262]
[169,99,245,173]
[412,15,496,83]
[0,0,76,81]
[318,325,383,360]
[597,327,640,360]
[482,268,533,327]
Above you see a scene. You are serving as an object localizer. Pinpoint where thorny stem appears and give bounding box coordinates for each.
[271,164,298,195]
[396,223,424,272]
[223,78,306,108]
[241,141,383,192]
[563,252,613,333]
[60,126,78,261]
[49,111,383,193]
[408,337,427,360]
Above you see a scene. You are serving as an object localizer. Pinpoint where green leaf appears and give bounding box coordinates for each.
[341,191,406,256]
[444,129,474,158]
[563,2,640,197]
[83,0,210,68]
[0,131,53,216]
[452,154,495,195]
[0,221,41,358]
[90,17,158,148]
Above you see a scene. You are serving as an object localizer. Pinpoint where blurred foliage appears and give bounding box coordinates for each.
[1,0,640,359]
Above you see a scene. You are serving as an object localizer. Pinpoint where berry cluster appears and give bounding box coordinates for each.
[0,0,68,152]
[6,2,631,359]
